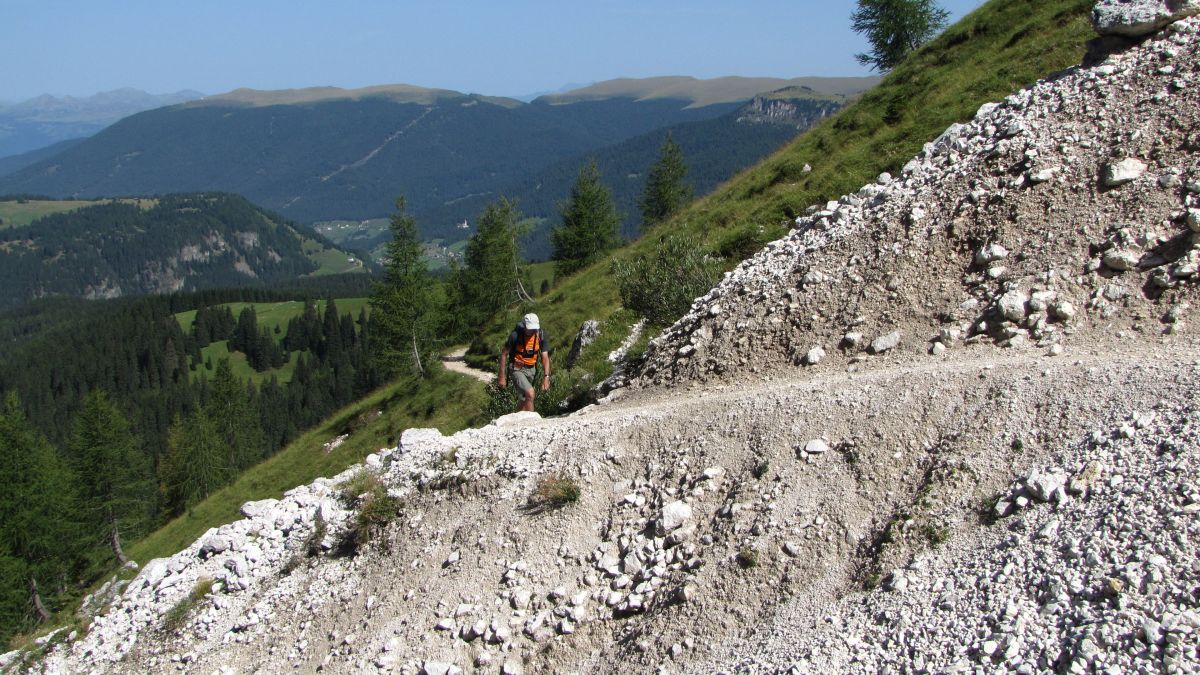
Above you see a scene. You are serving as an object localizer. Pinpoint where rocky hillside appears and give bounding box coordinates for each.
[7,3,1200,674]
[0,193,347,311]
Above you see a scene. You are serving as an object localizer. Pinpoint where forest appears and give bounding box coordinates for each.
[0,193,353,312]
[0,128,693,645]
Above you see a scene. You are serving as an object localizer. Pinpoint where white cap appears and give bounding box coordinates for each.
[522,313,540,330]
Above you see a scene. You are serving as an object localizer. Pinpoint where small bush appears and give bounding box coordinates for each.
[337,471,399,553]
[532,474,581,508]
[735,548,759,569]
[163,577,214,631]
[612,234,724,327]
[303,513,327,557]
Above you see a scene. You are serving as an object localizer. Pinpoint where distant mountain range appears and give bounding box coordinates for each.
[0,88,204,158]
[0,77,876,246]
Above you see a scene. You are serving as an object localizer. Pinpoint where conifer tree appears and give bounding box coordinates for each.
[551,160,621,277]
[455,197,532,329]
[69,390,151,564]
[159,410,227,514]
[370,196,440,376]
[639,132,693,229]
[0,393,78,635]
[851,0,949,72]
[207,359,265,471]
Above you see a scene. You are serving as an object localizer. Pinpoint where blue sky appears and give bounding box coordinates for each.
[2,0,987,102]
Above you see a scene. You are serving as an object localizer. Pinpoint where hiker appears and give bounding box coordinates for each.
[498,313,550,412]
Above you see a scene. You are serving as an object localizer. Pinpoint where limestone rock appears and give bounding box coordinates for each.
[659,501,693,535]
[1093,0,1200,36]
[1103,158,1148,187]
[869,332,901,354]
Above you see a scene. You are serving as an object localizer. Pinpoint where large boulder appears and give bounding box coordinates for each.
[1093,0,1200,36]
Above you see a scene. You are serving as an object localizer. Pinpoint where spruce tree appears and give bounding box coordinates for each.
[159,410,227,514]
[370,196,440,376]
[639,132,693,229]
[455,197,532,328]
[69,390,151,564]
[551,160,621,277]
[207,359,265,471]
[851,0,949,72]
[0,393,78,635]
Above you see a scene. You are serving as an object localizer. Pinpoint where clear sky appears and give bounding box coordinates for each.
[2,0,987,102]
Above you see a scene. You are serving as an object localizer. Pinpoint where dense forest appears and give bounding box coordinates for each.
[0,284,385,643]
[0,193,355,311]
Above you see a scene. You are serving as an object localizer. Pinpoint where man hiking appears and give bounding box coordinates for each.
[498,313,551,412]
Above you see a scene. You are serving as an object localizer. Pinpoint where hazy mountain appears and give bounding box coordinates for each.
[0,88,204,158]
[0,137,87,178]
[0,78,876,242]
[0,192,348,311]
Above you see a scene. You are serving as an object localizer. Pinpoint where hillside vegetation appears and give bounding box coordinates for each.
[468,0,1096,371]
[0,193,364,311]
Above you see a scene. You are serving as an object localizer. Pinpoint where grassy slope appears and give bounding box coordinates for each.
[467,0,1096,369]
[176,298,370,384]
[128,368,489,562]
[0,198,155,229]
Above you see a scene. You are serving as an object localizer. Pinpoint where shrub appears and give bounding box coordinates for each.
[337,469,399,553]
[612,234,724,327]
[163,576,214,631]
[532,474,581,508]
[735,548,759,569]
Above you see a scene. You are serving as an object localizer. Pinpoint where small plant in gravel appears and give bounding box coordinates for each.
[752,460,770,479]
[532,474,581,509]
[923,524,950,547]
[736,547,760,569]
[304,512,328,557]
[339,475,400,553]
[163,577,214,632]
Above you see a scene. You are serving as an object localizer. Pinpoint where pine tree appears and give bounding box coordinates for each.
[207,359,265,472]
[370,196,441,376]
[551,160,621,277]
[455,197,532,329]
[69,390,151,565]
[639,132,693,229]
[159,410,227,514]
[851,0,949,72]
[0,393,78,635]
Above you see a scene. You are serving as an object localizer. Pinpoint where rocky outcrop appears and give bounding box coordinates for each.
[630,13,1200,389]
[1093,0,1200,36]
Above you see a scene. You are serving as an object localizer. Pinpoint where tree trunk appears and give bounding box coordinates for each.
[110,520,129,566]
[30,576,50,624]
[411,334,425,376]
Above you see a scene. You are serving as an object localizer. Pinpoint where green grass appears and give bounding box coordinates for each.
[127,368,488,563]
[0,198,156,229]
[304,242,367,276]
[176,299,370,384]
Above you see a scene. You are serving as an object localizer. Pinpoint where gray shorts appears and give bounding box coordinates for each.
[511,366,537,394]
